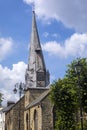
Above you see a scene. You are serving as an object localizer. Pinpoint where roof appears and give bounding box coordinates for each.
[3,96,24,113]
[2,104,15,113]
[25,89,50,110]
[26,86,50,91]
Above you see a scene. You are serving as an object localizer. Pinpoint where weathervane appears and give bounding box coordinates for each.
[32,3,35,12]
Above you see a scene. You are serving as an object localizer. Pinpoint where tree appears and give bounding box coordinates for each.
[66,58,87,113]
[50,78,78,130]
[50,58,87,130]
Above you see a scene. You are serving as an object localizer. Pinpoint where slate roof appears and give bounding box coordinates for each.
[25,89,50,110]
[2,96,24,113]
[2,104,15,113]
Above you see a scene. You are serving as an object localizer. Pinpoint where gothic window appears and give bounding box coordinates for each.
[34,110,38,130]
[26,113,28,130]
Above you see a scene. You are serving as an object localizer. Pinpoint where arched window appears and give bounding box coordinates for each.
[26,113,28,130]
[34,110,38,130]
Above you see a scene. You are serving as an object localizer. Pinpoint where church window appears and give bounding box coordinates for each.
[26,113,29,130]
[34,110,38,130]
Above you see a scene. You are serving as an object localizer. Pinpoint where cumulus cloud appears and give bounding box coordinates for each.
[42,33,87,58]
[0,37,13,61]
[0,62,27,104]
[23,0,87,32]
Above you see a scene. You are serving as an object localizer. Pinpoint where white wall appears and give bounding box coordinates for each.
[0,107,5,130]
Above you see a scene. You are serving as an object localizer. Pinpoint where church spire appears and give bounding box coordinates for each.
[25,11,50,88]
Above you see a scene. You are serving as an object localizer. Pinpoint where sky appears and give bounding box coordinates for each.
[0,0,87,105]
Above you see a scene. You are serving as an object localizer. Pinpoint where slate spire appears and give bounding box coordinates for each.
[25,11,50,88]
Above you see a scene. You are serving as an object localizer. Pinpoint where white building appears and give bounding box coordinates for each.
[0,107,5,130]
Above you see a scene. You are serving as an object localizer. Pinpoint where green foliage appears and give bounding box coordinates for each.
[66,58,87,113]
[50,79,78,130]
[50,58,87,130]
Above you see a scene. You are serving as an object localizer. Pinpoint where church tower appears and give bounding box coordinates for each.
[25,11,50,88]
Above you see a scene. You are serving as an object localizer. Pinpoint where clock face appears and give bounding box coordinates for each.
[37,72,45,81]
[37,72,46,87]
[37,81,45,87]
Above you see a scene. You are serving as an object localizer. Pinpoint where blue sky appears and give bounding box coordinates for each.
[0,0,87,104]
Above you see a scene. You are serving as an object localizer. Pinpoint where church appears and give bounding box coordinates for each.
[24,10,53,130]
[4,11,54,130]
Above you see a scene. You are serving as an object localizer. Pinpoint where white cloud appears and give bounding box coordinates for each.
[23,0,87,32]
[52,33,59,38]
[42,32,60,39]
[0,62,27,105]
[42,32,49,38]
[0,37,13,61]
[42,33,87,58]
[23,0,34,4]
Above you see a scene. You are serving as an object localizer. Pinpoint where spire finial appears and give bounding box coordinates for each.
[32,3,35,12]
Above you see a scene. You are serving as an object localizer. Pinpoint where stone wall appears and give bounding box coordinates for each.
[24,91,53,130]
[24,105,42,130]
[41,95,53,130]
[25,88,48,107]
[5,96,25,130]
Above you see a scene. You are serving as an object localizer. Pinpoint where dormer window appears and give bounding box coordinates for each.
[35,47,41,52]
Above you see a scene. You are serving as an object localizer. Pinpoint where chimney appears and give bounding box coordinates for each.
[7,101,15,106]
